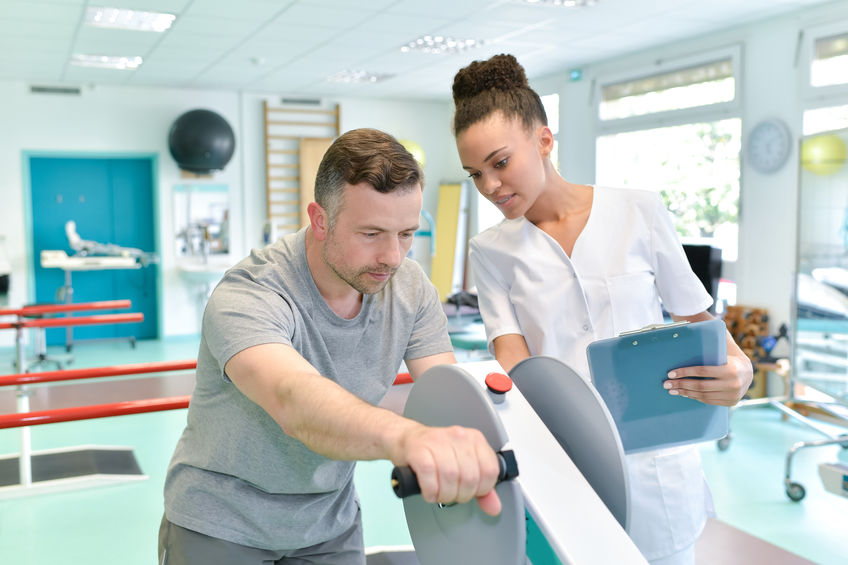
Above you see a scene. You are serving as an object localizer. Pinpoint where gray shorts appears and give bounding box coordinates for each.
[158,508,365,565]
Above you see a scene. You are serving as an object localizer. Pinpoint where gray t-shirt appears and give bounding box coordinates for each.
[163,228,452,550]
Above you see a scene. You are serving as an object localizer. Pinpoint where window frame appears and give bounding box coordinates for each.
[593,44,744,299]
[801,20,848,135]
[801,20,848,103]
[594,44,743,136]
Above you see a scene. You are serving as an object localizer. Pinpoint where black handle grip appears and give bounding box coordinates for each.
[391,449,519,499]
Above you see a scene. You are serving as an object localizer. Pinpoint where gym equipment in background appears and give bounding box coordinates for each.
[168,108,236,174]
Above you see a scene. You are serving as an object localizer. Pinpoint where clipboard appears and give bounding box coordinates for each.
[586,318,729,454]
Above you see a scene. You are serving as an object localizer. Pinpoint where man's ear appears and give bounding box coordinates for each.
[537,125,555,158]
[307,202,329,241]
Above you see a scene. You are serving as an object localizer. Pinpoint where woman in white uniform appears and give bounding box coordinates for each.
[451,54,753,565]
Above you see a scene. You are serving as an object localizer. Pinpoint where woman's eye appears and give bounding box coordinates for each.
[494,158,508,169]
[467,171,481,179]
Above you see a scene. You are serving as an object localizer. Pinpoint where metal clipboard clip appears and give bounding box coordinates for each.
[618,320,690,337]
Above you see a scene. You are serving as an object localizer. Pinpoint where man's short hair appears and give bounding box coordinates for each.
[314,128,424,225]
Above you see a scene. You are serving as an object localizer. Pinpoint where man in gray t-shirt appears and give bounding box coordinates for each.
[159,129,502,564]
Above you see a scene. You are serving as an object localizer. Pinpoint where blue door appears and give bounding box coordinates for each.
[29,157,158,345]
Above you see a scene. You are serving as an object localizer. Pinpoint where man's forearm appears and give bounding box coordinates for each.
[270,369,417,463]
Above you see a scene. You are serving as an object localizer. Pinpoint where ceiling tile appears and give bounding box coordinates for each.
[172,15,265,36]
[0,1,83,21]
[390,0,498,17]
[96,0,191,12]
[248,21,342,43]
[182,0,292,20]
[351,12,460,40]
[0,0,837,99]
[72,29,165,55]
[268,2,376,29]
[0,20,76,40]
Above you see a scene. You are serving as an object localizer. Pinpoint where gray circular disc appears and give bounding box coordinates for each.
[510,355,630,531]
[402,364,525,565]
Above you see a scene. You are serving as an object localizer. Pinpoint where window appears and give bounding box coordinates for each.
[595,47,742,310]
[803,103,848,135]
[596,119,741,261]
[803,23,848,135]
[810,31,848,88]
[600,58,735,121]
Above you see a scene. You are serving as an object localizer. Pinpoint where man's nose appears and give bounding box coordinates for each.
[378,237,403,267]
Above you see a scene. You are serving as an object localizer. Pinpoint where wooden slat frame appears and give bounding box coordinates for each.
[263,100,340,238]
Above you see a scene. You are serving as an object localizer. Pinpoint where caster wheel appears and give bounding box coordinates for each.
[717,435,731,451]
[786,482,806,502]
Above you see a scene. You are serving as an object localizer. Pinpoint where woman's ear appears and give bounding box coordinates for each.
[537,125,555,158]
[307,202,329,240]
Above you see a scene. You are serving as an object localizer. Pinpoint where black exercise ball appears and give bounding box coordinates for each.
[168,109,236,173]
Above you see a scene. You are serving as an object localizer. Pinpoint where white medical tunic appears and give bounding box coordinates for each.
[469,185,715,561]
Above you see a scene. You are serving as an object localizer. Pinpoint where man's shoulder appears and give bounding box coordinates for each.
[225,232,305,285]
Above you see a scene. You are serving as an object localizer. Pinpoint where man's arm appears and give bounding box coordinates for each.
[664,311,754,406]
[225,343,501,514]
[405,351,456,380]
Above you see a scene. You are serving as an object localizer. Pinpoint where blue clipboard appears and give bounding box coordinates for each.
[586,318,729,454]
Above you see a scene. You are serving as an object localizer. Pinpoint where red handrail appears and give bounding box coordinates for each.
[0,299,132,318]
[0,367,413,430]
[0,360,197,387]
[0,396,191,429]
[0,312,143,331]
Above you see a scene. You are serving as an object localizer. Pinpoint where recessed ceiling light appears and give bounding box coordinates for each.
[85,6,176,32]
[70,54,143,70]
[327,70,395,83]
[400,35,483,55]
[521,0,598,6]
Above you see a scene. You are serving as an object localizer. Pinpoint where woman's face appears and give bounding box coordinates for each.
[456,112,552,220]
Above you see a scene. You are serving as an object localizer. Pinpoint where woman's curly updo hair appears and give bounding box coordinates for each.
[452,53,547,136]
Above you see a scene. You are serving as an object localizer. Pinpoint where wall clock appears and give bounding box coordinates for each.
[747,118,793,174]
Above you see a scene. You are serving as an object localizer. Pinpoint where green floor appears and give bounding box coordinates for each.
[1,337,847,564]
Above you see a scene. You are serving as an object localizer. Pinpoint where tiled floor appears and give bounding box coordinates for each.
[0,337,847,564]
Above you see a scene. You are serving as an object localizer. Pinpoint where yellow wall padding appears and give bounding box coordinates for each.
[431,183,462,302]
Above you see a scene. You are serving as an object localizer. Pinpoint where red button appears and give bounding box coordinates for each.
[485,372,513,394]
